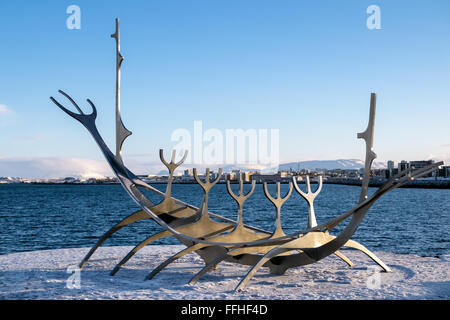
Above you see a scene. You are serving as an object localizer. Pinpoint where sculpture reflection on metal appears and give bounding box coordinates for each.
[50,19,443,291]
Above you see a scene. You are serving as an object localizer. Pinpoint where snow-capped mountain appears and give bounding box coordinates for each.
[278,159,386,171]
[165,159,386,175]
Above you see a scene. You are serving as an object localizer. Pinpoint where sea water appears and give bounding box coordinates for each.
[0,183,448,256]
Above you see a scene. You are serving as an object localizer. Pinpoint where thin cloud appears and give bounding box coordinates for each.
[22,134,49,141]
[0,157,171,178]
[0,104,12,115]
[0,157,111,179]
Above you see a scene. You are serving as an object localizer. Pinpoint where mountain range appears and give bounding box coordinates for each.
[0,157,387,178]
[157,159,387,175]
[278,159,386,171]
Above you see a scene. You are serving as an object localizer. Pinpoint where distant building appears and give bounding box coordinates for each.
[410,160,434,170]
[0,177,13,184]
[241,171,251,182]
[345,169,361,178]
[209,170,219,181]
[387,160,394,170]
[231,170,242,181]
[278,171,291,178]
[251,173,282,183]
[223,172,234,181]
[386,160,395,179]
[385,167,399,179]
[398,160,410,172]
[444,166,450,178]
[438,166,450,178]
[251,172,291,183]
[410,160,435,177]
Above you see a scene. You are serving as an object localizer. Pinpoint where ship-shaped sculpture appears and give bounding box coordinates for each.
[50,19,442,291]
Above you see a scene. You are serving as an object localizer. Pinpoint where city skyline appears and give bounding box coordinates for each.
[1,1,449,178]
[0,157,445,180]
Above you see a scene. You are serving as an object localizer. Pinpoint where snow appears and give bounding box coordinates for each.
[0,245,448,300]
[279,159,386,171]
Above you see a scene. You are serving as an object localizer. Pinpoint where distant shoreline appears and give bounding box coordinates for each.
[2,180,450,189]
[324,180,450,189]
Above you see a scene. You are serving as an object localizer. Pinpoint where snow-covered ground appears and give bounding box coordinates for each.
[0,245,448,300]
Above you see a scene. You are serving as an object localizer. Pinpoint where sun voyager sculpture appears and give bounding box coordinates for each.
[50,19,441,291]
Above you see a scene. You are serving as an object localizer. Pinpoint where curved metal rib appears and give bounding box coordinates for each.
[189,249,237,285]
[293,176,322,228]
[110,230,171,275]
[334,250,354,267]
[79,209,148,269]
[263,181,293,237]
[235,246,295,291]
[343,239,391,272]
[227,175,256,228]
[146,243,207,280]
[160,149,188,199]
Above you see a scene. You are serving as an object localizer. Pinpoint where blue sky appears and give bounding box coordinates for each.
[0,1,449,177]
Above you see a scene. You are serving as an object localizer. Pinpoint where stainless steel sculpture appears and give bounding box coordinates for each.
[50,19,442,291]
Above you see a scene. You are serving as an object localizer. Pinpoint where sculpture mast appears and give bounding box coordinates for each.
[357,93,377,203]
[111,18,132,164]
